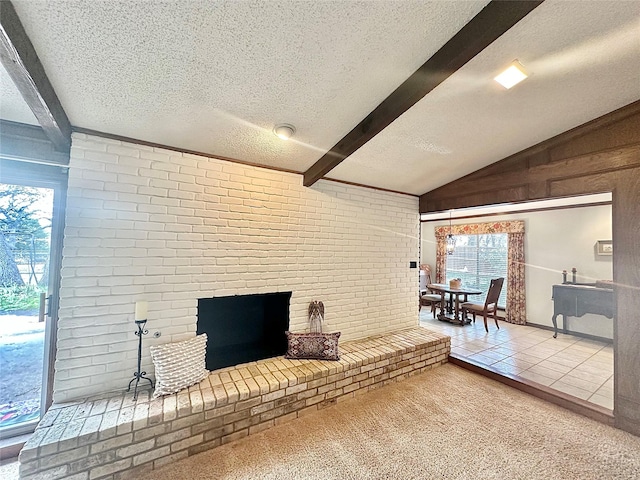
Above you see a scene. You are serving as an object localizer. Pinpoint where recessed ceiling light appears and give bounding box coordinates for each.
[273,124,296,140]
[494,60,529,89]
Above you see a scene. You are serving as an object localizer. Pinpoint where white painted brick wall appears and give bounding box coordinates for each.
[55,133,419,402]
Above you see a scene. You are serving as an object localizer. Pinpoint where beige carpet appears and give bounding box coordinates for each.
[139,364,639,480]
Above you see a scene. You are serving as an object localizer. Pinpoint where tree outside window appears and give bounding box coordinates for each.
[0,184,53,313]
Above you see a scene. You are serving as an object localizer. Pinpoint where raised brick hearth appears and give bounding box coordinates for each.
[19,327,449,480]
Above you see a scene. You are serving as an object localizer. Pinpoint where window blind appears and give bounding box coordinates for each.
[445,233,508,308]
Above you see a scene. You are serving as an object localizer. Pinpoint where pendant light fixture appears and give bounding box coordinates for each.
[446,210,455,255]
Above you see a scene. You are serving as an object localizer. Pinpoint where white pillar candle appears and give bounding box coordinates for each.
[134,301,148,321]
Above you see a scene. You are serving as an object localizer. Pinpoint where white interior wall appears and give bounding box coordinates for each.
[421,204,613,338]
[55,133,419,402]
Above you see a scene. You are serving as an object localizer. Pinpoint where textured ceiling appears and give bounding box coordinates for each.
[3,1,640,195]
[8,0,486,171]
[330,1,640,194]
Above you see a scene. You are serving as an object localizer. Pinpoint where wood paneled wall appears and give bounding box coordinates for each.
[420,101,640,212]
[420,100,640,436]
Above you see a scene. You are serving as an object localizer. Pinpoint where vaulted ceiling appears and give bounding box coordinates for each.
[1,0,639,196]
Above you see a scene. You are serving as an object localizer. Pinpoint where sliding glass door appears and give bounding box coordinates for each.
[0,160,66,438]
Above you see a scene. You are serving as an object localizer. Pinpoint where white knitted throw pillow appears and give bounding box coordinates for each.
[150,333,208,397]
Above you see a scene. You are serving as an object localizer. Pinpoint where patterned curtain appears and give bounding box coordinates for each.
[435,237,446,283]
[506,232,526,324]
[435,220,525,237]
[435,220,526,324]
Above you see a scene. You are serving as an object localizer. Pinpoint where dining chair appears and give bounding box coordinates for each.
[461,277,505,332]
[419,264,441,318]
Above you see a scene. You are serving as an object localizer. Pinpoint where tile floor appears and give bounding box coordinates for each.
[419,310,613,410]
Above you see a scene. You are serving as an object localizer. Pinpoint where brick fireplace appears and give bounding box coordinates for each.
[197,292,292,370]
[55,132,419,403]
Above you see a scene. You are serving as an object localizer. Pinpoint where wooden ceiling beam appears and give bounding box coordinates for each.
[0,0,71,152]
[302,0,544,187]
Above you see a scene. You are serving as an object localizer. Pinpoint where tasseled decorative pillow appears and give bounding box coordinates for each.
[285,331,341,361]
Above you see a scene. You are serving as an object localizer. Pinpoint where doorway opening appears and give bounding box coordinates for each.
[420,193,614,411]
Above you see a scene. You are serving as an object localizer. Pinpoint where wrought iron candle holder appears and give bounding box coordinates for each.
[127,319,154,400]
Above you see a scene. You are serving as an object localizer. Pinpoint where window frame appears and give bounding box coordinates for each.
[445,232,508,308]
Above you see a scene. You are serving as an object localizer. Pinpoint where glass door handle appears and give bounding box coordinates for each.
[39,293,46,322]
[39,294,52,322]
[45,294,52,316]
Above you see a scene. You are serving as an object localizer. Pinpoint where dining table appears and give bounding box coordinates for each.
[427,283,483,326]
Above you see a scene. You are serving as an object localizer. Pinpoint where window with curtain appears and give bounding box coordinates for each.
[435,220,525,325]
[445,233,508,308]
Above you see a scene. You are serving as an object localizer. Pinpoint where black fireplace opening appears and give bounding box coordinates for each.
[197,292,292,371]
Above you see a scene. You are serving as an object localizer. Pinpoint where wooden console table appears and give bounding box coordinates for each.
[551,284,614,338]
